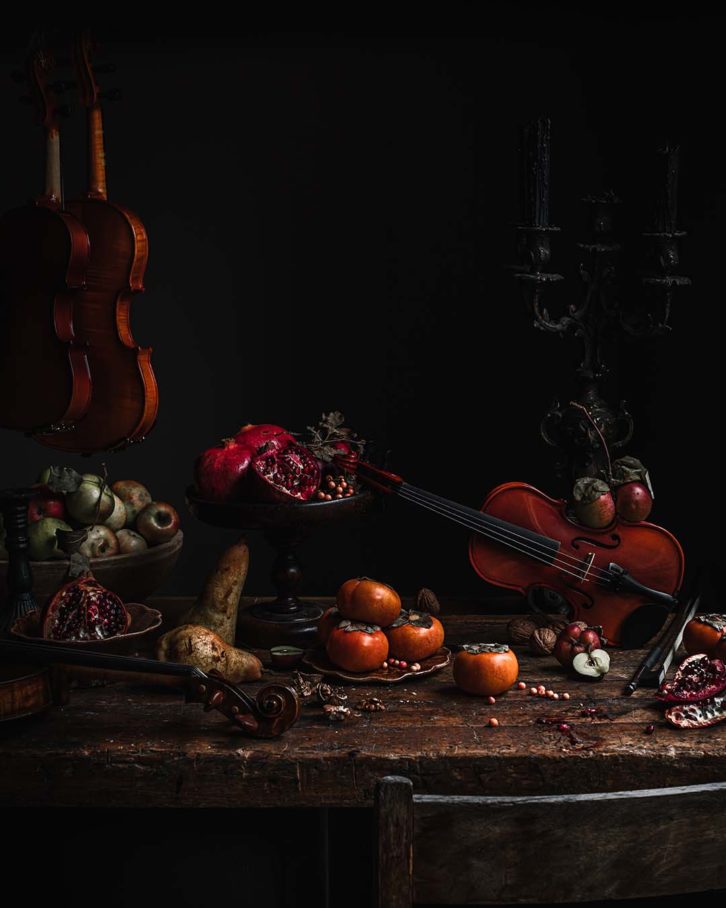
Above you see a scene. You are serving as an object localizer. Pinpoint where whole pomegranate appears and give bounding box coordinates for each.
[572,478,615,529]
[615,482,653,522]
[235,424,295,451]
[554,621,604,668]
[612,456,653,522]
[195,438,252,501]
[42,576,130,641]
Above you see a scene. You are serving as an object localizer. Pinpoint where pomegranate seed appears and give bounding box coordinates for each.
[552,693,560,700]
[645,724,655,735]
[488,717,499,728]
[316,491,326,500]
[546,690,554,698]
[538,689,547,697]
[562,692,570,700]
[487,696,496,705]
[558,723,570,732]
[400,661,408,669]
[341,481,348,489]
[411,663,421,672]
[529,687,538,696]
[335,485,343,493]
[324,493,332,501]
[327,481,336,490]
[537,685,546,693]
[517,681,527,690]
[382,661,388,670]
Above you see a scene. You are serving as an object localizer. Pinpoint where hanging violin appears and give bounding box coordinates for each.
[38,30,158,453]
[338,457,684,647]
[0,37,91,436]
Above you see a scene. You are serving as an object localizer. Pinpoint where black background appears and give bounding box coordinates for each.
[1,4,722,604]
[2,7,726,907]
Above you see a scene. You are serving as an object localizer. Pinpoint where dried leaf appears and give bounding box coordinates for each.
[44,466,83,494]
[461,643,510,655]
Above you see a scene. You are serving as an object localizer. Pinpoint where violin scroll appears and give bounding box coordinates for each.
[187,671,300,738]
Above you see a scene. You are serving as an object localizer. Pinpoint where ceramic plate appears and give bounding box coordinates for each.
[302,646,451,684]
[10,602,162,654]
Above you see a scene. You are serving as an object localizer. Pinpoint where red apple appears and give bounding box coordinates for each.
[554,621,604,668]
[615,482,653,522]
[111,480,152,527]
[135,501,180,546]
[27,487,66,524]
[79,525,120,559]
[117,528,148,555]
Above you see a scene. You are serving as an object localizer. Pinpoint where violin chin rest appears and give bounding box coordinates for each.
[618,604,670,649]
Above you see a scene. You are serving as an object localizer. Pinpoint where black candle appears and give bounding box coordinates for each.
[654,144,679,233]
[521,117,551,228]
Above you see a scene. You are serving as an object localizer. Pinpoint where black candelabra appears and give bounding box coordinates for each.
[514,118,690,483]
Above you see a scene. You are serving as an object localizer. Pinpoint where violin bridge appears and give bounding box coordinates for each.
[575,552,596,584]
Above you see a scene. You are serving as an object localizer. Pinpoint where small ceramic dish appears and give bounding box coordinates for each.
[270,645,305,669]
[10,602,163,655]
[302,646,451,684]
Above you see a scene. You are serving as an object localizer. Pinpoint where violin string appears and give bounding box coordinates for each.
[394,486,615,586]
[346,459,616,584]
[400,482,616,583]
[395,487,598,584]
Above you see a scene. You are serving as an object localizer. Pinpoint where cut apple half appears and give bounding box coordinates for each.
[572,648,611,679]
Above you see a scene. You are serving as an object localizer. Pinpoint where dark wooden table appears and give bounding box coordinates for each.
[0,597,722,809]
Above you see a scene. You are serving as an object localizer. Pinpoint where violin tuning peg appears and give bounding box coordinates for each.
[94,63,116,75]
[10,70,26,83]
[100,88,121,101]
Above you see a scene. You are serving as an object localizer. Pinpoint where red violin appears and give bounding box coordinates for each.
[340,458,684,648]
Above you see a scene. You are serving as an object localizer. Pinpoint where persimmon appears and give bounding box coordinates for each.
[453,643,519,696]
[318,606,341,645]
[326,620,389,672]
[385,609,444,662]
[336,577,401,627]
[684,614,726,657]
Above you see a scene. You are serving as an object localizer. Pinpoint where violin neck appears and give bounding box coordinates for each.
[86,104,108,200]
[43,126,62,206]
[351,459,559,561]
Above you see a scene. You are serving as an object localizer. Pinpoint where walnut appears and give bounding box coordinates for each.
[416,588,441,615]
[546,615,570,636]
[529,627,558,656]
[356,697,386,712]
[317,682,348,706]
[323,704,352,721]
[507,616,538,645]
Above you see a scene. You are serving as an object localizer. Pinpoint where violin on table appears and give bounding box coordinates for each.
[339,457,684,647]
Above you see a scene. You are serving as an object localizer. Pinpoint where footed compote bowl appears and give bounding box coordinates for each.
[185,488,376,647]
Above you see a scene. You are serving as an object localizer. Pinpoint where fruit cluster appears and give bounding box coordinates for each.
[571,456,653,529]
[194,413,365,505]
[507,615,611,680]
[2,468,180,562]
[318,578,445,673]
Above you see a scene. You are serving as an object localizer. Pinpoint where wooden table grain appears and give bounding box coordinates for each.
[0,598,720,809]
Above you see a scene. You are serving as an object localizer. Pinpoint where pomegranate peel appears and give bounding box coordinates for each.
[656,653,726,703]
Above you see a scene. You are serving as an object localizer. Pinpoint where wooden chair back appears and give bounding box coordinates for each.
[375,775,726,906]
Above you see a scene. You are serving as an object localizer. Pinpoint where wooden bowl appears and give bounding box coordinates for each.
[0,531,183,610]
[10,602,163,655]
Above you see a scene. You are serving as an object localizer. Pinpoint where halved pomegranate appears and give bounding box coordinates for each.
[42,576,130,641]
[248,441,321,502]
[656,653,726,704]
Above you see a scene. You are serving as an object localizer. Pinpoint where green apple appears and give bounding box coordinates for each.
[28,517,72,561]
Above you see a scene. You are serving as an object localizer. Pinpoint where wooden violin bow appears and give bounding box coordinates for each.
[0,638,299,738]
